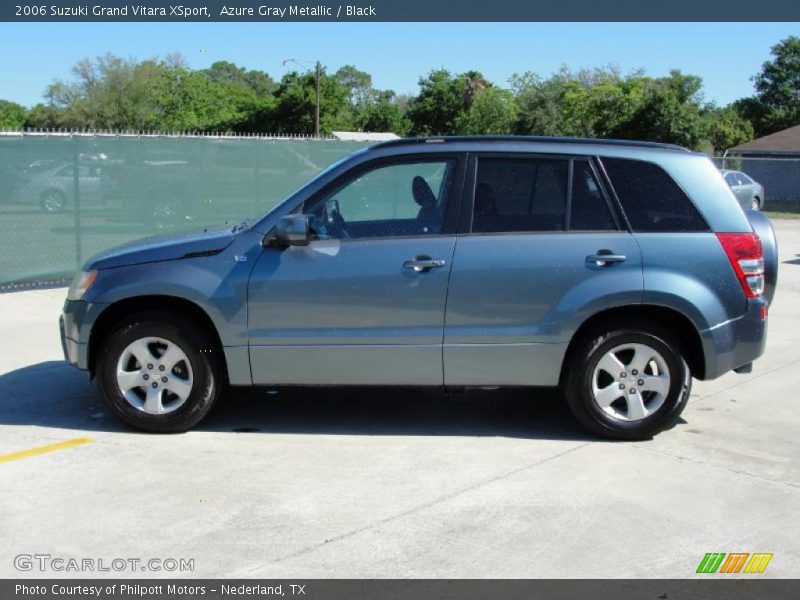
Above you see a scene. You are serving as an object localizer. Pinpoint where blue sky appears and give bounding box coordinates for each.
[0,22,797,107]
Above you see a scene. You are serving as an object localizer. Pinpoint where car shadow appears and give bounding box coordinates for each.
[0,361,589,441]
[782,253,800,266]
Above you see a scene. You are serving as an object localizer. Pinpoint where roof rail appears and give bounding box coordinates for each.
[371,135,691,153]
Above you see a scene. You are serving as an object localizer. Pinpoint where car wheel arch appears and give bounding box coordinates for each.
[88,295,227,383]
[559,305,706,384]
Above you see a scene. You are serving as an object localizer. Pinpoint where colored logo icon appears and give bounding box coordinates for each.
[696,552,773,574]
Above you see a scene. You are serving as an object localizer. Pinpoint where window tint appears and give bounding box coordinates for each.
[570,161,617,231]
[602,157,709,232]
[724,172,738,187]
[472,157,568,232]
[304,159,454,240]
[737,172,754,185]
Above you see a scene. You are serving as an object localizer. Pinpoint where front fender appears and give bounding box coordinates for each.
[83,230,263,348]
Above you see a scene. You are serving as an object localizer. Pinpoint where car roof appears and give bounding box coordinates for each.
[371,135,692,154]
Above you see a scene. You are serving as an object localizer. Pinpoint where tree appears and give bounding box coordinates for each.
[704,106,754,153]
[511,72,567,136]
[454,87,516,134]
[559,76,645,138]
[461,70,490,109]
[23,104,66,130]
[358,98,411,134]
[408,69,466,135]
[747,36,800,134]
[335,65,373,106]
[256,68,353,135]
[610,71,709,149]
[0,100,27,129]
[204,61,275,98]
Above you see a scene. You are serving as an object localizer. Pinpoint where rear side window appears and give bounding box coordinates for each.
[601,157,709,232]
[473,157,568,232]
[570,161,617,231]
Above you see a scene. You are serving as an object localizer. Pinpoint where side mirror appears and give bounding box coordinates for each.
[272,214,310,247]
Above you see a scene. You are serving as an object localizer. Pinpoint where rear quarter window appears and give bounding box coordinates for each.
[601,157,709,232]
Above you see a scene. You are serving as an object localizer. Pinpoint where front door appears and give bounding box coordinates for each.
[248,155,464,385]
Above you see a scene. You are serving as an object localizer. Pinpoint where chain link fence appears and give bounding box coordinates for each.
[2,135,799,287]
[710,155,800,214]
[0,132,368,287]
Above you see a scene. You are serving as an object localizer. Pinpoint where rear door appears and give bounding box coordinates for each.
[443,153,643,387]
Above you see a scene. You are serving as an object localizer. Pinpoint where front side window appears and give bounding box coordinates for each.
[304,159,455,240]
[601,157,709,232]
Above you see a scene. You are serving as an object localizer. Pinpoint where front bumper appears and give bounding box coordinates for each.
[699,297,768,380]
[60,299,95,370]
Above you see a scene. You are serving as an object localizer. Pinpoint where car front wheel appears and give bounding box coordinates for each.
[563,321,691,440]
[96,313,221,432]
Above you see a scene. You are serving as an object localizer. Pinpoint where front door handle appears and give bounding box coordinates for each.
[586,250,627,267]
[403,256,446,272]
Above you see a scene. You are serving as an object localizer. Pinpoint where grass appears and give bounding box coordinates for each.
[762,198,800,219]
[766,211,800,220]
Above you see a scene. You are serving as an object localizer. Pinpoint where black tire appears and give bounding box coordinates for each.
[563,320,691,440]
[40,189,67,212]
[751,197,761,211]
[96,312,222,432]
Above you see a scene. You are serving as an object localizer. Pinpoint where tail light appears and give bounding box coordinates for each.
[716,233,765,298]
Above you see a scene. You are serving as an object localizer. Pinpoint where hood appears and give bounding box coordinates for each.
[85,224,239,270]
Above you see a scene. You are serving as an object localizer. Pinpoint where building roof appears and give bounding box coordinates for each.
[730,124,800,154]
[332,131,400,142]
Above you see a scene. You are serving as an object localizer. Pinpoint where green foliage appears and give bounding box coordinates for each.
[746,36,800,135]
[335,65,373,106]
[510,67,752,151]
[11,43,791,150]
[258,69,354,135]
[23,103,63,129]
[407,69,466,135]
[609,71,709,149]
[358,99,411,135]
[705,107,754,153]
[0,100,27,128]
[510,73,566,136]
[454,87,516,134]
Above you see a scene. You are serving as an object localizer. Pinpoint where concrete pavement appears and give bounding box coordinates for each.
[1,220,798,578]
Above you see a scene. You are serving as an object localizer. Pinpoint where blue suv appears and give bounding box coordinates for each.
[60,137,778,439]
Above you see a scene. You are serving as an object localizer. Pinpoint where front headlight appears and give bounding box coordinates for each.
[67,270,97,301]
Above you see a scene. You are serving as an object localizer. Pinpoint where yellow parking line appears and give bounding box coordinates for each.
[0,437,92,463]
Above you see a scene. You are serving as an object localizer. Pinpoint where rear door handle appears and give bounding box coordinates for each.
[403,256,446,272]
[586,251,627,266]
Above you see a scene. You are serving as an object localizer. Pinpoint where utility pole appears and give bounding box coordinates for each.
[283,58,322,138]
[315,60,321,139]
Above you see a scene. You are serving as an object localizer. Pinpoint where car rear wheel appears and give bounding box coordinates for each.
[563,321,691,440]
[96,313,221,432]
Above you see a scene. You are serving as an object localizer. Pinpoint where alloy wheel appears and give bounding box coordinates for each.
[115,336,194,415]
[591,343,671,422]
